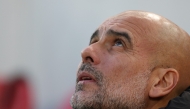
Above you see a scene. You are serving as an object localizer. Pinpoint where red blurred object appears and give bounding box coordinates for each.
[0,77,31,109]
[60,90,73,109]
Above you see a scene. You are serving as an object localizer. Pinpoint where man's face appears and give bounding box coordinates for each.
[71,15,156,109]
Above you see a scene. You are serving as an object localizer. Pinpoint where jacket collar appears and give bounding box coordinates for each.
[160,86,190,109]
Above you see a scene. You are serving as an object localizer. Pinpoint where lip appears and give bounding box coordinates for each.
[77,72,96,83]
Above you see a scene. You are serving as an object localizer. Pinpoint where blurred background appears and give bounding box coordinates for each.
[0,1,190,109]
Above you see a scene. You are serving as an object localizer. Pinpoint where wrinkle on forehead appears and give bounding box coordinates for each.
[99,11,162,36]
[98,12,163,51]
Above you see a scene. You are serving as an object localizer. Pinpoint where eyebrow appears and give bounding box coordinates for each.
[107,29,132,45]
[90,29,99,42]
[90,29,132,46]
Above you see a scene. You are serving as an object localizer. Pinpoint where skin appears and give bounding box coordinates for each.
[71,10,190,109]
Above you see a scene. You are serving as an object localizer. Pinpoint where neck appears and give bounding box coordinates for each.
[146,93,178,109]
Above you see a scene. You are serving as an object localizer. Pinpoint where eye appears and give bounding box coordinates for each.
[114,39,124,47]
[89,40,98,45]
[89,37,99,45]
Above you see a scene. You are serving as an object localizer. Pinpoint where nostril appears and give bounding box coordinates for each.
[86,56,94,63]
[81,47,100,65]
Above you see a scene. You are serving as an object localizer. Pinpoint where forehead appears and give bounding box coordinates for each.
[97,15,150,43]
[95,14,161,54]
[100,14,157,38]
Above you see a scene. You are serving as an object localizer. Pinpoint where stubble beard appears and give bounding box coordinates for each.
[103,70,150,109]
[71,63,151,109]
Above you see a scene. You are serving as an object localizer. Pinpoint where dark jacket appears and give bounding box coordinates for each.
[160,86,190,109]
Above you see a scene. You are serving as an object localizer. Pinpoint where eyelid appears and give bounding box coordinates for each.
[115,38,126,47]
[90,39,98,45]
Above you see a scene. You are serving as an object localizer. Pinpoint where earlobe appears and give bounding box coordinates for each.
[149,68,179,98]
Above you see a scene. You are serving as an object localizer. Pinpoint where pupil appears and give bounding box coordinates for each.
[115,41,122,46]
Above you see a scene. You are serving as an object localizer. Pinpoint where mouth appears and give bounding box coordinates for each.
[77,72,96,83]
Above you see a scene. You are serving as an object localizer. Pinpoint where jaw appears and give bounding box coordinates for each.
[71,89,103,109]
[73,82,101,102]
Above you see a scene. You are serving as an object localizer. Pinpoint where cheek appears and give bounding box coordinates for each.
[98,50,150,84]
[101,56,136,82]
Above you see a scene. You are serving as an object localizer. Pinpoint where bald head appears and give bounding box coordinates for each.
[102,10,190,87]
[71,10,190,109]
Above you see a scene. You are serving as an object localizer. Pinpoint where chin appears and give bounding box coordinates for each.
[71,92,94,108]
[77,90,95,99]
[72,90,92,100]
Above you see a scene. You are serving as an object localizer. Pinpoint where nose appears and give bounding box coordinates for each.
[81,44,101,65]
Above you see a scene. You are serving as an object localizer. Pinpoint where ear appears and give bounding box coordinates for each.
[149,68,179,98]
